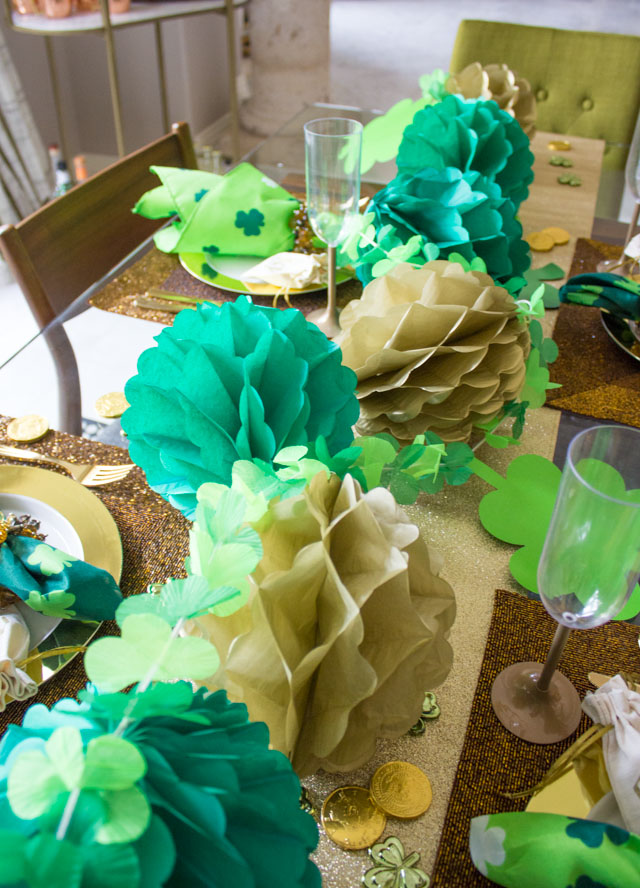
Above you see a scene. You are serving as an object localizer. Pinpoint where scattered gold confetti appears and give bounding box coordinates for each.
[548,139,571,151]
[526,232,555,252]
[7,414,49,443]
[541,227,570,246]
[370,761,433,819]
[95,392,130,419]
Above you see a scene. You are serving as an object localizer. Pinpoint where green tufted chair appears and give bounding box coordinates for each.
[450,20,640,173]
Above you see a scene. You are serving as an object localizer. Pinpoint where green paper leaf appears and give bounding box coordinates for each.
[542,283,561,308]
[9,748,65,819]
[82,735,146,791]
[0,830,27,883]
[80,842,141,888]
[79,681,194,723]
[23,834,82,888]
[47,725,84,789]
[117,576,239,626]
[85,614,220,692]
[95,785,151,844]
[536,263,565,281]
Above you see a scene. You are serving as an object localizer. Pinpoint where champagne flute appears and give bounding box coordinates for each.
[304,118,362,338]
[597,111,640,273]
[492,425,640,744]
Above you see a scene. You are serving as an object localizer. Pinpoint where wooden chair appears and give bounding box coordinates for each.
[0,121,197,435]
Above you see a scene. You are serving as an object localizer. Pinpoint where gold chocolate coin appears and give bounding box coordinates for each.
[526,231,555,252]
[370,761,433,819]
[7,414,49,443]
[542,226,570,246]
[321,786,386,850]
[547,139,571,151]
[95,392,129,419]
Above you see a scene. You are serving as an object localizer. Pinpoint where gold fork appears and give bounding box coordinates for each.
[0,444,135,487]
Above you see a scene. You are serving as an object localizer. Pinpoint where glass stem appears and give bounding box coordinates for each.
[537,624,572,693]
[327,245,337,318]
[623,200,640,250]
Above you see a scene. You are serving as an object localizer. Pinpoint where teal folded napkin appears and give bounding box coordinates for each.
[133,162,298,257]
[0,535,122,621]
[559,272,640,321]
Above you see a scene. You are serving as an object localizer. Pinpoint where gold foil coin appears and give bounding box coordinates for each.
[7,414,49,443]
[370,761,433,819]
[542,226,570,245]
[321,785,386,850]
[547,139,571,151]
[95,392,130,419]
[526,231,555,252]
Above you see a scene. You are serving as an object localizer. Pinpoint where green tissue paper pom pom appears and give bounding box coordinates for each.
[397,94,534,209]
[122,296,359,518]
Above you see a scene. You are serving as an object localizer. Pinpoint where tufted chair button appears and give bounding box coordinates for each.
[536,87,548,101]
[581,97,594,111]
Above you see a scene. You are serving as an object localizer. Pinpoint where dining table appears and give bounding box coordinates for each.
[1,102,639,888]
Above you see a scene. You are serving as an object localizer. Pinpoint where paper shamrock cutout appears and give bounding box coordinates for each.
[363,836,429,888]
[471,453,640,619]
[8,726,150,843]
[84,613,220,692]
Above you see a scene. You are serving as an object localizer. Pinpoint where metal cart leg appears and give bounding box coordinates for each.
[224,0,240,161]
[44,35,72,169]
[99,0,125,156]
[154,20,170,133]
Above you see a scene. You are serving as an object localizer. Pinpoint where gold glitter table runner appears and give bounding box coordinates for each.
[430,588,640,887]
[546,237,640,429]
[0,416,190,735]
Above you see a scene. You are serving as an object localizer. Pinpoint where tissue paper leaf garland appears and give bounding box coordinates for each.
[132,162,298,258]
[191,471,456,776]
[356,166,529,287]
[469,813,640,888]
[122,297,359,518]
[470,452,640,620]
[0,509,320,887]
[397,95,534,209]
[336,261,530,443]
[0,686,320,888]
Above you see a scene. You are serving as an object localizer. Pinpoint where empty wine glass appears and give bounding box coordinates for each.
[304,118,362,338]
[492,425,640,744]
[597,111,640,273]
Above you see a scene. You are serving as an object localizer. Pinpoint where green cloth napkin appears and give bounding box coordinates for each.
[0,535,122,621]
[469,812,640,888]
[133,162,298,257]
[559,272,640,321]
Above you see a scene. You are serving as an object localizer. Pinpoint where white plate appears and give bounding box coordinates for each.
[0,491,84,647]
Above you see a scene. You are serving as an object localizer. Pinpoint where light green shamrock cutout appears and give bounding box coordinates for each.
[8,726,150,845]
[363,836,429,888]
[84,613,220,693]
[26,543,77,575]
[472,453,640,620]
[25,589,76,618]
[115,575,241,627]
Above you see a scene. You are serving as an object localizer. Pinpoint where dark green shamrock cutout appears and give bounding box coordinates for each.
[194,188,208,202]
[235,208,265,237]
[202,244,220,255]
[200,263,218,280]
[565,819,629,848]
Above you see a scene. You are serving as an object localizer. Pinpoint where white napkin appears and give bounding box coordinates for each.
[0,605,37,710]
[241,252,327,290]
[582,674,640,833]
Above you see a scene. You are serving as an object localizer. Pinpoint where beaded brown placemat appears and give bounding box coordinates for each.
[546,237,640,429]
[0,417,190,734]
[430,588,640,888]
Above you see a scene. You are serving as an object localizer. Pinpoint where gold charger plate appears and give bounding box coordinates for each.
[0,464,123,690]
